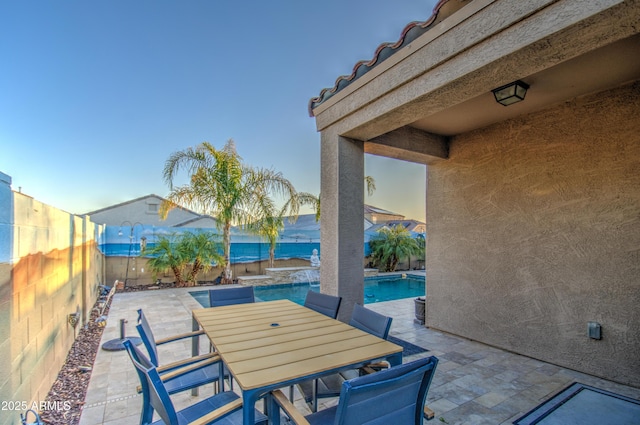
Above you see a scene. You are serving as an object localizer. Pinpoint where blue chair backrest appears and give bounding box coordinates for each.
[136,309,160,367]
[124,339,175,425]
[349,304,392,339]
[334,356,438,425]
[209,286,255,307]
[303,291,342,319]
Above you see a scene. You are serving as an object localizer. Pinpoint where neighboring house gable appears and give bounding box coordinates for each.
[364,204,405,223]
[85,194,217,228]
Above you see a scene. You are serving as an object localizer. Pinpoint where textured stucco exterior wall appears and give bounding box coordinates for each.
[320,134,365,322]
[425,82,640,387]
[0,187,105,425]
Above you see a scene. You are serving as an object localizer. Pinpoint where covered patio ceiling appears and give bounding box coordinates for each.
[310,0,640,163]
[411,32,640,137]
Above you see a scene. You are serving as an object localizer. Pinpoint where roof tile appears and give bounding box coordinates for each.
[309,0,470,115]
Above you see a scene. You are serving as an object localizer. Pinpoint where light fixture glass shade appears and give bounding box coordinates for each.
[492,80,529,106]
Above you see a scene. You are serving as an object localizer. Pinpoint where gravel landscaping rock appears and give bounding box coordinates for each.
[39,299,111,425]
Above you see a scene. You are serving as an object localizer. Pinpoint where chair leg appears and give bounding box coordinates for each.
[289,385,294,402]
[311,379,319,412]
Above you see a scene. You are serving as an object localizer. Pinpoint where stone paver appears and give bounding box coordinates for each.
[79,286,640,424]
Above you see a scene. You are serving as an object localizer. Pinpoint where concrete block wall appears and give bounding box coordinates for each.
[0,175,105,425]
[426,82,640,387]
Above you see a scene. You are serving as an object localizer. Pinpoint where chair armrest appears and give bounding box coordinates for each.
[188,399,243,425]
[424,406,435,420]
[360,366,377,375]
[156,352,218,373]
[359,360,390,375]
[365,361,389,369]
[160,355,221,382]
[155,329,205,345]
[135,355,222,393]
[272,389,310,425]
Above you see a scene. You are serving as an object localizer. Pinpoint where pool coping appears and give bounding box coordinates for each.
[190,272,426,307]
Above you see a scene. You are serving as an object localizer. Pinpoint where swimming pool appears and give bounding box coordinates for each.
[190,274,425,307]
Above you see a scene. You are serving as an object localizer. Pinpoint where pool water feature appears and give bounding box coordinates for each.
[190,274,425,307]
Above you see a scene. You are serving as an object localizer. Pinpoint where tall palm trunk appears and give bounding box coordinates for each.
[222,221,233,283]
[186,259,202,286]
[269,244,275,268]
[172,266,187,287]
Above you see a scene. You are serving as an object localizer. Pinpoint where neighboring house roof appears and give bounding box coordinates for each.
[172,215,218,227]
[85,193,217,227]
[385,219,426,233]
[364,217,375,231]
[365,223,389,233]
[283,214,320,231]
[308,0,469,115]
[83,194,167,216]
[276,209,414,242]
[364,204,402,216]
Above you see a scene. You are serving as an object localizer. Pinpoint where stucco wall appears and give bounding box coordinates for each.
[425,82,640,387]
[0,184,105,425]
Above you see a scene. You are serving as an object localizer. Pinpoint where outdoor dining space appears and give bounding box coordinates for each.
[79,286,640,425]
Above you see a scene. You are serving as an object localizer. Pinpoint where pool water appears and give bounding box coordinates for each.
[190,274,425,307]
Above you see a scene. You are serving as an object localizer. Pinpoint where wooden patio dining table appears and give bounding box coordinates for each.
[192,299,403,424]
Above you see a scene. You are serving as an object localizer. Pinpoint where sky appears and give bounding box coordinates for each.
[0,0,434,221]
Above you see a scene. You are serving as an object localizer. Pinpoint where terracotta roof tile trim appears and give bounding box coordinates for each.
[308,0,459,116]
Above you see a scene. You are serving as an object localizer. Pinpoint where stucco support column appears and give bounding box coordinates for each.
[320,132,364,322]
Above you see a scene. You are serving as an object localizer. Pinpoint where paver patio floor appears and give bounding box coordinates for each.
[79,287,640,425]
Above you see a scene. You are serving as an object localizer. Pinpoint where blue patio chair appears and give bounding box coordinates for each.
[349,303,392,339]
[209,286,255,307]
[123,339,267,425]
[346,304,393,374]
[136,309,219,371]
[124,339,229,425]
[296,304,393,411]
[136,308,231,399]
[303,290,342,319]
[272,356,439,425]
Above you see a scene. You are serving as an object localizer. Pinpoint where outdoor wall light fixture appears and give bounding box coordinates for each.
[67,311,81,328]
[492,80,529,106]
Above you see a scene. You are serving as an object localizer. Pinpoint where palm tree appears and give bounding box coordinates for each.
[161,140,301,283]
[298,176,376,221]
[180,231,224,285]
[251,213,283,268]
[368,224,421,272]
[142,235,189,286]
[249,192,321,268]
[143,231,223,287]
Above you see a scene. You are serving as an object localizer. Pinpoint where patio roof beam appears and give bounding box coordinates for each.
[365,126,448,165]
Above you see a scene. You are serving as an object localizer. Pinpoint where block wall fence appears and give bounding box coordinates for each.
[0,172,105,425]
